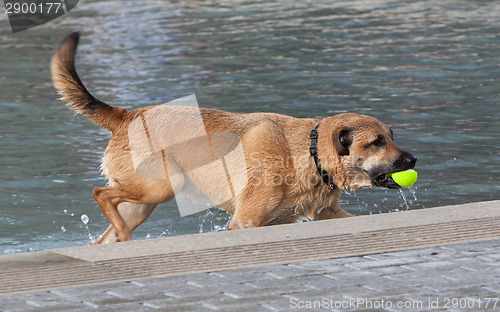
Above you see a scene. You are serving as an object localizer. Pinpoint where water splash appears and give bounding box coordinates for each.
[80,214,93,241]
[199,209,214,233]
[160,228,172,237]
[213,224,226,232]
[399,189,410,210]
[198,209,229,233]
[410,186,418,201]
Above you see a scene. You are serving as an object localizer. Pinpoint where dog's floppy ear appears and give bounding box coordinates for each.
[334,129,351,156]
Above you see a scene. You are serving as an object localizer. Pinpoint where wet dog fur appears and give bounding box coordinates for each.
[51,32,416,244]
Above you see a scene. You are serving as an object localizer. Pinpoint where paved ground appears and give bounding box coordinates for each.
[1,201,500,311]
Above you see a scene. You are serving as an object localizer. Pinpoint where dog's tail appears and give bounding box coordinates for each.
[50,32,126,132]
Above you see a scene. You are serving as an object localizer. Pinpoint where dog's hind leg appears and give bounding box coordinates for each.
[92,186,145,243]
[93,202,157,244]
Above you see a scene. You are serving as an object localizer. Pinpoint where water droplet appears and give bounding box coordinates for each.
[409,186,417,201]
[399,189,410,210]
[80,214,94,242]
[81,214,89,225]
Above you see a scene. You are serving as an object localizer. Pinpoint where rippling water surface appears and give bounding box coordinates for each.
[0,0,499,254]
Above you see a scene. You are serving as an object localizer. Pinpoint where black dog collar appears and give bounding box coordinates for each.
[309,124,337,191]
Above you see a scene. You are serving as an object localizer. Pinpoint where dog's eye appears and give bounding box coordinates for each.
[371,136,385,147]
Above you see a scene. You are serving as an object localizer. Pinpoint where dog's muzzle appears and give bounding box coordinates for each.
[372,152,417,189]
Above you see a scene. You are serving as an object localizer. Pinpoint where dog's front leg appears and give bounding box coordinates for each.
[315,206,354,220]
[228,192,283,230]
[228,205,266,229]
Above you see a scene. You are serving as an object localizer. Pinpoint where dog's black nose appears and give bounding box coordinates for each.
[394,152,417,170]
[404,153,417,167]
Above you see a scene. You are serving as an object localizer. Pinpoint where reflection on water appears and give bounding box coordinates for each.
[0,0,499,254]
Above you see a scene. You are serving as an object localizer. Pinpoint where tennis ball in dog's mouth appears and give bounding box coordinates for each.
[388,169,417,187]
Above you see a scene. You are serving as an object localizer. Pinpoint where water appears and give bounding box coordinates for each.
[399,189,410,211]
[80,213,94,242]
[1,0,499,254]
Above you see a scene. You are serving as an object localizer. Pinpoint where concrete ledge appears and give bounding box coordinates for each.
[1,200,499,295]
[56,199,500,262]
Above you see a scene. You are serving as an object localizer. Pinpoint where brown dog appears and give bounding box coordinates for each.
[51,32,416,244]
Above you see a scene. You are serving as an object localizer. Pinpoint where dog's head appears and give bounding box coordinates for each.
[318,113,416,191]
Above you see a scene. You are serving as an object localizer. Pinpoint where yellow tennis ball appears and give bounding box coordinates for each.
[388,169,417,187]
